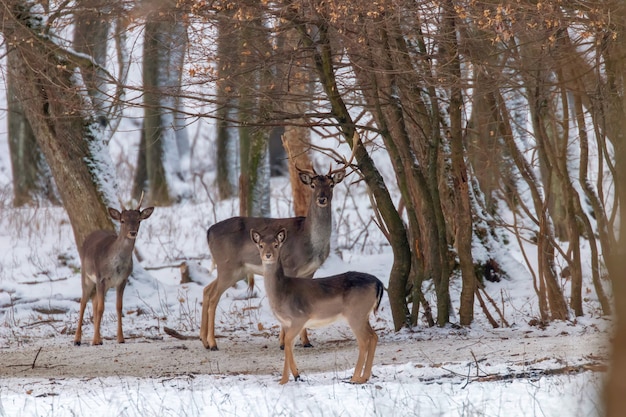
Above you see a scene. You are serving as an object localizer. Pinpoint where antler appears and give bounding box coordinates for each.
[118,196,127,211]
[136,191,145,210]
[328,131,359,175]
[295,163,317,176]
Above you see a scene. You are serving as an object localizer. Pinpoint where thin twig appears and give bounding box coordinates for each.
[32,347,42,369]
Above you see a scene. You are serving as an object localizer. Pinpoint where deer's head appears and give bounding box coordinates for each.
[109,193,154,239]
[251,228,286,264]
[297,168,346,208]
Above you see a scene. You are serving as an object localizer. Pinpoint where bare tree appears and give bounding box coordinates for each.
[2,0,116,246]
[134,1,191,205]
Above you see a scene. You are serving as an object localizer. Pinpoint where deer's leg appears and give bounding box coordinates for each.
[279,327,285,350]
[361,324,378,382]
[116,280,127,344]
[205,274,234,351]
[280,325,311,350]
[199,281,214,348]
[92,282,106,346]
[348,320,377,384]
[281,326,301,384]
[300,328,312,348]
[74,279,92,346]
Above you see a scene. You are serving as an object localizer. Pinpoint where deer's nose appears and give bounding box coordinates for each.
[128,231,138,238]
[264,253,272,259]
[317,197,328,206]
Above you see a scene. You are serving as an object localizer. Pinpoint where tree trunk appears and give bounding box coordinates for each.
[279,23,313,217]
[441,1,476,325]
[215,8,239,201]
[7,50,59,207]
[73,0,110,124]
[3,2,114,247]
[137,4,190,205]
[237,5,272,217]
[600,5,626,414]
[282,127,312,216]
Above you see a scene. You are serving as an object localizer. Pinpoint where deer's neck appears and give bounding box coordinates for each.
[110,235,136,262]
[304,203,332,251]
[262,261,287,301]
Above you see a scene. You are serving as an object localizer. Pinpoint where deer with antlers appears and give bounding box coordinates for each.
[200,133,358,351]
[74,194,154,346]
[251,227,383,384]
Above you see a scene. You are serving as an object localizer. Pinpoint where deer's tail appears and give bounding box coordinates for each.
[374,279,384,314]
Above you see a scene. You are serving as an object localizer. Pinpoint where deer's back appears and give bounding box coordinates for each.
[208,216,325,276]
[270,270,383,326]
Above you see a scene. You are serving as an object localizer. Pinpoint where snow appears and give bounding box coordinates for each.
[0,370,603,417]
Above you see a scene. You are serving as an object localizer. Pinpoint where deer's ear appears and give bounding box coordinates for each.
[140,207,154,220]
[276,228,287,243]
[298,172,313,186]
[250,229,261,244]
[332,170,346,184]
[108,208,122,221]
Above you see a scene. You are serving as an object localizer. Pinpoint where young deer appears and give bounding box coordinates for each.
[74,196,154,346]
[251,228,384,385]
[200,136,358,351]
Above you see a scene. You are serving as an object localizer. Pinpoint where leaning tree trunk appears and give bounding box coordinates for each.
[3,2,115,247]
[301,20,412,330]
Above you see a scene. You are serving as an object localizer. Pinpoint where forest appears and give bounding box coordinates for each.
[1,0,625,415]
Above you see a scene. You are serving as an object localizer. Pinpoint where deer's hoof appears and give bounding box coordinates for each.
[302,342,314,348]
[209,346,219,351]
[279,344,285,351]
[74,341,81,346]
[349,377,367,384]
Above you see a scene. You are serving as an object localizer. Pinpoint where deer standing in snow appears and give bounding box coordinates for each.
[74,195,154,346]
[251,227,383,384]
[200,133,358,351]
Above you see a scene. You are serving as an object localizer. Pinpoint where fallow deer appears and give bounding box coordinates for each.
[74,195,154,346]
[200,134,358,351]
[251,227,383,385]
